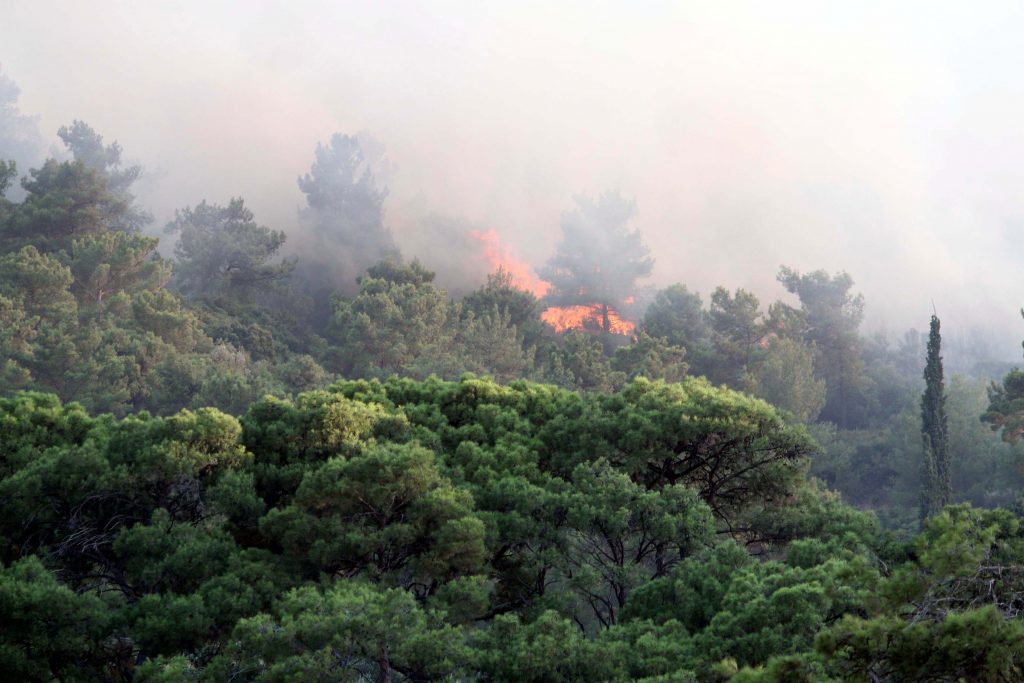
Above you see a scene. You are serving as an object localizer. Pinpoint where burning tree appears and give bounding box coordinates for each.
[538,191,653,335]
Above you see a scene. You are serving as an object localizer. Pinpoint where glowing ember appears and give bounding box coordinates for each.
[541,304,636,335]
[469,229,550,297]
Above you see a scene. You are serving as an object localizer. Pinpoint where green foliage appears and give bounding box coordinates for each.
[260,441,488,585]
[641,284,711,358]
[590,378,815,528]
[0,157,324,415]
[777,266,866,428]
[558,460,714,627]
[622,541,754,630]
[545,329,625,392]
[462,267,549,349]
[207,581,468,682]
[4,159,128,253]
[707,287,766,387]
[947,375,1024,508]
[819,607,1024,681]
[329,259,449,376]
[57,119,150,231]
[166,198,294,304]
[0,391,93,475]
[753,337,826,424]
[69,230,172,307]
[0,159,18,198]
[473,610,628,682]
[3,380,1024,680]
[0,556,109,681]
[921,315,950,520]
[447,306,538,383]
[983,363,1024,444]
[407,303,538,384]
[612,331,689,384]
[812,373,1023,517]
[807,505,1024,681]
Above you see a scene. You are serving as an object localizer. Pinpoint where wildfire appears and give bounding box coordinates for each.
[469,230,550,297]
[470,229,636,335]
[541,304,636,335]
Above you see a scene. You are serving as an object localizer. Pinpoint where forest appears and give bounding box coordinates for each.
[5,64,1024,680]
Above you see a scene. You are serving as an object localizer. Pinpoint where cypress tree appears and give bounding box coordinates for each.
[920,314,949,521]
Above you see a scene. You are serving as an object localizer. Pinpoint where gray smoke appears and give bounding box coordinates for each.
[4,2,1024,362]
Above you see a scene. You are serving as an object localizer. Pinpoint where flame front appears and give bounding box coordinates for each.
[469,229,550,297]
[541,304,636,335]
[471,229,636,335]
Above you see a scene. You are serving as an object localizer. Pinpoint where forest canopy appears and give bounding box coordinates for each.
[3,376,1024,682]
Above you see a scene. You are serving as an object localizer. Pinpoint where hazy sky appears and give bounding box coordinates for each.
[4,1,1024,356]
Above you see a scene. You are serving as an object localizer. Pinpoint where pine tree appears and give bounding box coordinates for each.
[920,314,950,521]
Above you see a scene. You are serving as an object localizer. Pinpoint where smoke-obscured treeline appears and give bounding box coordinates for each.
[4,66,1023,524]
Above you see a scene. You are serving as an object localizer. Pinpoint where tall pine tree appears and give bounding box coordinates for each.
[920,314,950,521]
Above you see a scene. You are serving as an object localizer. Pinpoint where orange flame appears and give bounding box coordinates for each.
[541,304,636,335]
[470,229,637,335]
[469,229,550,297]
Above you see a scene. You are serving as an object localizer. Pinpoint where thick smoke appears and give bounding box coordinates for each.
[401,213,495,298]
[5,3,1024,362]
[292,133,398,296]
[0,66,44,199]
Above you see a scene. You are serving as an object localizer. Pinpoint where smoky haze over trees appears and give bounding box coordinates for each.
[7,4,1024,679]
[2,98,1018,515]
[539,191,653,332]
[8,4,1024,353]
[0,65,43,198]
[166,198,294,304]
[57,120,151,232]
[295,133,398,296]
[5,6,1024,356]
